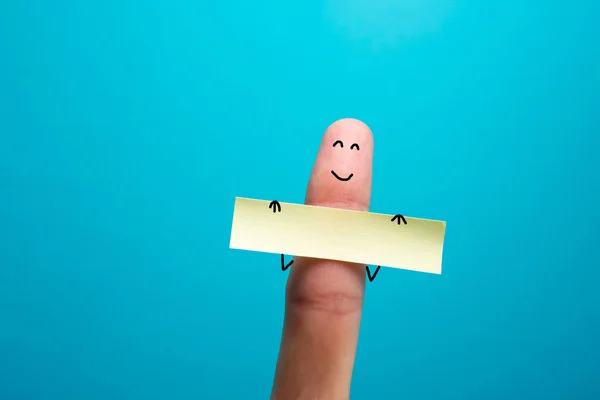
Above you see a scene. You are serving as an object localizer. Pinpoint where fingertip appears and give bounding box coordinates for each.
[327,118,373,140]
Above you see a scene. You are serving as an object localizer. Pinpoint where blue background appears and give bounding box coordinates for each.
[1,0,599,399]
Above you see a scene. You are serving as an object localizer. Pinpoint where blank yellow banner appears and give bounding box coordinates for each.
[229,197,447,274]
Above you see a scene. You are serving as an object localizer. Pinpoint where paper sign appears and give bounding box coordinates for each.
[229,197,446,274]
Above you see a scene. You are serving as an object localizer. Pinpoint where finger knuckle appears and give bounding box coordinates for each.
[286,289,363,316]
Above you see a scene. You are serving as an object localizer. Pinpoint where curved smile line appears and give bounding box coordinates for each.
[331,170,354,181]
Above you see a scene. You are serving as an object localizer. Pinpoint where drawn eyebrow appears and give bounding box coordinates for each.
[333,140,344,148]
[350,143,360,150]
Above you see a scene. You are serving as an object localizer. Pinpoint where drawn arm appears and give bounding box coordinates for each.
[366,215,406,282]
[268,200,293,272]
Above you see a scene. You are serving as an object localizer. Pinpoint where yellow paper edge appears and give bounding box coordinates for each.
[229,197,447,274]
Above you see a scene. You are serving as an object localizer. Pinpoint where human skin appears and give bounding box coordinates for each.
[270,118,374,400]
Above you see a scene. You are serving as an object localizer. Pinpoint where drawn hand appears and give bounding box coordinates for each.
[269,200,282,213]
[272,119,374,399]
[391,213,407,225]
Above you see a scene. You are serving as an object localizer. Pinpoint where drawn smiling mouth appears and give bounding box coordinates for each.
[331,170,354,181]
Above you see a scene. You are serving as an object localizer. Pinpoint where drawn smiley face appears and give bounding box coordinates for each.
[305,118,373,210]
[330,139,360,182]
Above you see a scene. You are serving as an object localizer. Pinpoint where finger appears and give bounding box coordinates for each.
[271,118,373,399]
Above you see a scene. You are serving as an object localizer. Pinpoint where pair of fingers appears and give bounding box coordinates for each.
[270,118,376,399]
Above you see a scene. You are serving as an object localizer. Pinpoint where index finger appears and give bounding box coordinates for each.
[271,118,374,400]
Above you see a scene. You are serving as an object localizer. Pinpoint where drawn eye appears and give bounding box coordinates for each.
[333,140,344,148]
[350,143,360,151]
